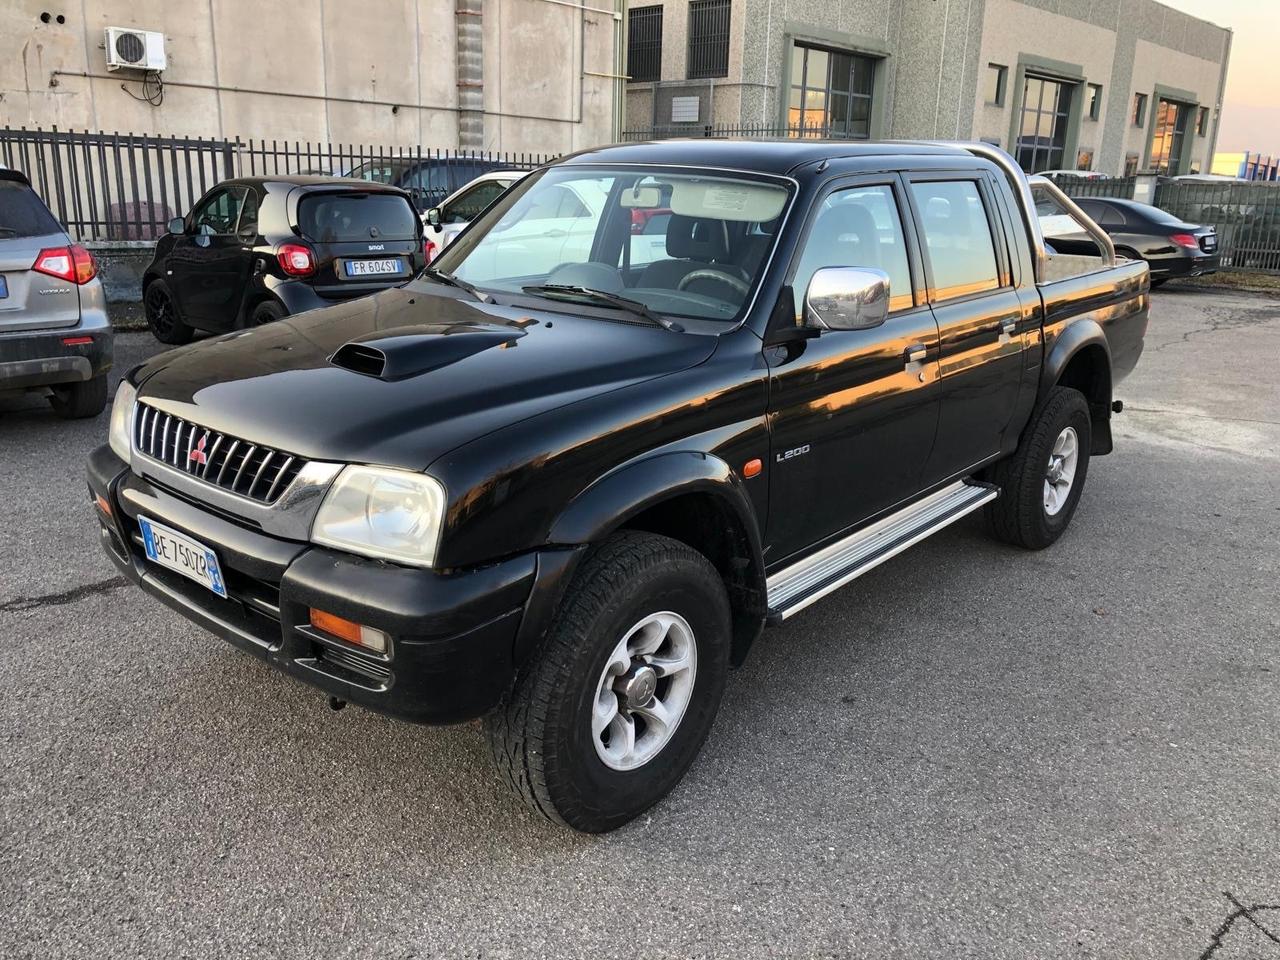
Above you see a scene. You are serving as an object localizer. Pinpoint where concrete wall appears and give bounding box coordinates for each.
[0,0,623,153]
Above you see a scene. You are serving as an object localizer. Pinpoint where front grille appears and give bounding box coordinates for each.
[317,643,392,682]
[133,402,306,504]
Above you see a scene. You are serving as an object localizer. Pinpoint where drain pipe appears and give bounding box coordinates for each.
[456,0,484,150]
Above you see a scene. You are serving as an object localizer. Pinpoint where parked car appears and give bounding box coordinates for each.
[1072,197,1218,285]
[0,167,112,418]
[142,176,426,344]
[346,156,510,213]
[91,140,1148,832]
[1040,169,1107,180]
[422,170,524,260]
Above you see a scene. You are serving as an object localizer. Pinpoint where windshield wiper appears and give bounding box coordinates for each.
[521,284,685,333]
[424,268,492,303]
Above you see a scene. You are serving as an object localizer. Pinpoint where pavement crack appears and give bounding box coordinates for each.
[1199,892,1280,959]
[0,575,127,613]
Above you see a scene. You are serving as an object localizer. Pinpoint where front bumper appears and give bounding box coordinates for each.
[0,325,113,390]
[88,444,578,724]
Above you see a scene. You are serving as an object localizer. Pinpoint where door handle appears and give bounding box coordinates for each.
[999,316,1018,343]
[904,344,927,366]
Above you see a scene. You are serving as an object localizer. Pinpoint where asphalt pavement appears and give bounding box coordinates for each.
[2,287,1278,959]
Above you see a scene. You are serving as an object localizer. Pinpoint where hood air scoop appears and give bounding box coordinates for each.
[329,322,528,381]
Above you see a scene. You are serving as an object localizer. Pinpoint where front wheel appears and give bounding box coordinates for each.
[486,532,731,832]
[985,386,1092,550]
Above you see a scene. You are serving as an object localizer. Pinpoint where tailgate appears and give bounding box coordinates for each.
[296,191,421,295]
[0,232,81,333]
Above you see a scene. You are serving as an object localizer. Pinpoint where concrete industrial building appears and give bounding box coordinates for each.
[625,0,1232,177]
[0,0,626,153]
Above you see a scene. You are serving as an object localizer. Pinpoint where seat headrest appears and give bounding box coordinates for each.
[666,215,730,261]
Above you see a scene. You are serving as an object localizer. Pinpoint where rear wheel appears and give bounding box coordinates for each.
[144,279,193,345]
[48,372,108,419]
[985,386,1092,550]
[249,299,287,326]
[486,532,731,832]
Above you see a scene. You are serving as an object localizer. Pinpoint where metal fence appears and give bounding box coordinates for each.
[0,127,553,243]
[1048,175,1137,199]
[623,122,863,141]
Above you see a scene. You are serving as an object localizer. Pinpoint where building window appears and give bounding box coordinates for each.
[627,6,663,83]
[1133,92,1148,127]
[1150,98,1191,175]
[1124,153,1139,176]
[1197,106,1210,136]
[687,0,731,80]
[788,43,876,138]
[1087,83,1103,120]
[1015,74,1074,173]
[986,64,1007,106]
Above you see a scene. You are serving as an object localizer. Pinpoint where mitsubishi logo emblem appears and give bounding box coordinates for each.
[189,433,210,466]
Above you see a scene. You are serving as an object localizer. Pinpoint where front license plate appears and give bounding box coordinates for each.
[344,258,402,277]
[138,516,227,598]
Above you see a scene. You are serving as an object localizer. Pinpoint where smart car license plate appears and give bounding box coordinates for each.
[138,516,227,598]
[0,276,8,298]
[344,258,402,277]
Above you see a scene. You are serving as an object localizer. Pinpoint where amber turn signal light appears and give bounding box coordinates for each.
[742,458,762,479]
[309,608,389,653]
[93,493,112,517]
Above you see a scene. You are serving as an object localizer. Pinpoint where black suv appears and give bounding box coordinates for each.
[91,141,1148,832]
[142,177,425,344]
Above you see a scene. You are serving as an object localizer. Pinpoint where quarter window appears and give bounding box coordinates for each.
[909,180,1000,302]
[235,189,259,236]
[792,184,914,316]
[687,0,730,80]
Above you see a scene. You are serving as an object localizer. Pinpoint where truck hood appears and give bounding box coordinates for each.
[132,288,717,471]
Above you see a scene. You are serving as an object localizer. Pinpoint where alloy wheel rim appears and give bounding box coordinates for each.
[1043,426,1079,517]
[146,288,172,334]
[591,611,697,772]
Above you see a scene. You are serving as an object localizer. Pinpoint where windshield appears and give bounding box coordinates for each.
[431,166,792,324]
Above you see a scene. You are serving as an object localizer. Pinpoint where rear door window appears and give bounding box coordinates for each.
[0,179,64,239]
[909,180,1001,301]
[299,193,419,242]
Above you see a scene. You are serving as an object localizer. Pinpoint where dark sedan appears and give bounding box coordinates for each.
[1073,197,1218,286]
[142,177,426,344]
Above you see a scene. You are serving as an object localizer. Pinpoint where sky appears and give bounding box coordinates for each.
[1156,0,1279,155]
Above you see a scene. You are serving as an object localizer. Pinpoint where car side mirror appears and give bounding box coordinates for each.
[167,217,186,235]
[804,267,891,332]
[425,207,442,229]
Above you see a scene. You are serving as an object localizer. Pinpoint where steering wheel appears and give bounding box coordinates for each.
[677,268,750,298]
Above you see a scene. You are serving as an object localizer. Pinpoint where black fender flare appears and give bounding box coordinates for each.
[1040,317,1114,454]
[546,450,768,664]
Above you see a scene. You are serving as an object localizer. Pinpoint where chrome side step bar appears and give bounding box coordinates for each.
[766,479,999,621]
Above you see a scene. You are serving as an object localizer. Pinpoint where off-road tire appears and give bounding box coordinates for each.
[985,385,1092,550]
[48,372,108,419]
[143,279,194,345]
[486,531,731,833]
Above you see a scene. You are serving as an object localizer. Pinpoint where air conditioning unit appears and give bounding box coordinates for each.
[104,27,167,72]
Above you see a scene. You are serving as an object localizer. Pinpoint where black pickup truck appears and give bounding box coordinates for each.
[89,140,1148,832]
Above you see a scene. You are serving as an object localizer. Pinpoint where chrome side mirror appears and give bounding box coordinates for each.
[804,267,890,331]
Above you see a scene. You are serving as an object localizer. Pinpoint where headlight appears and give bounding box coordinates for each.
[311,465,446,568]
[108,380,136,461]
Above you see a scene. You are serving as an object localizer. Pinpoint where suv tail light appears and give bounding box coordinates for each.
[277,242,316,277]
[424,238,439,263]
[33,245,97,284]
[1169,233,1199,251]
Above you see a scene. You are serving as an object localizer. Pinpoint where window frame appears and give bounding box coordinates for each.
[986,63,1008,107]
[783,174,926,322]
[627,5,663,83]
[900,172,1013,307]
[687,0,731,80]
[1133,92,1148,127]
[188,186,245,237]
[1087,83,1103,121]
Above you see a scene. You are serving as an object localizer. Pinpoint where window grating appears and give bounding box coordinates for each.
[688,0,730,80]
[627,6,663,83]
